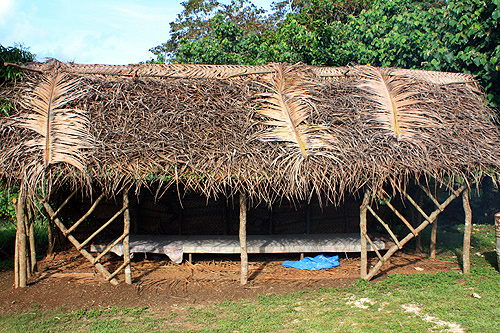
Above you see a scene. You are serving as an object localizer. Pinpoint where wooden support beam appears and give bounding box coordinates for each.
[106,260,130,281]
[93,232,128,264]
[36,193,119,285]
[239,192,248,285]
[52,190,77,221]
[430,216,438,259]
[367,205,402,249]
[418,184,443,211]
[365,184,466,280]
[77,204,128,250]
[360,189,370,279]
[123,190,132,284]
[495,212,500,272]
[381,198,418,236]
[362,231,384,262]
[16,188,27,288]
[462,188,472,274]
[64,193,105,236]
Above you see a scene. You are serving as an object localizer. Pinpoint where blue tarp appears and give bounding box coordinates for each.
[282,254,340,270]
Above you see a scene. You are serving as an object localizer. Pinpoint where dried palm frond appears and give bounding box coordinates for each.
[15,72,91,172]
[254,64,336,157]
[354,66,443,141]
[391,68,479,91]
[15,60,277,80]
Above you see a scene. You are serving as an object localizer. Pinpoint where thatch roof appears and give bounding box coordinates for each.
[1,60,499,203]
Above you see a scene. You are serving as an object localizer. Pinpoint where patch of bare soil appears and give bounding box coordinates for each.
[0,249,459,314]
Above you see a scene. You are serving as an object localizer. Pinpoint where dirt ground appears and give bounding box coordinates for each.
[0,249,460,314]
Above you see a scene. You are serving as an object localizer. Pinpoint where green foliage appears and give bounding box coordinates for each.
[0,185,18,222]
[151,0,499,109]
[0,44,35,116]
[0,44,35,84]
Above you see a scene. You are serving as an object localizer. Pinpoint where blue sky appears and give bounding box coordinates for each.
[0,0,274,65]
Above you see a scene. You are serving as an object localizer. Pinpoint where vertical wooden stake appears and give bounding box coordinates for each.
[29,220,36,273]
[16,188,27,288]
[13,198,19,288]
[430,216,438,259]
[360,189,371,279]
[239,192,248,285]
[123,190,132,284]
[462,188,472,274]
[494,212,500,272]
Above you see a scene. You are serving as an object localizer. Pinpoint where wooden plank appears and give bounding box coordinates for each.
[462,189,472,274]
[239,192,248,285]
[365,184,466,280]
[360,189,370,279]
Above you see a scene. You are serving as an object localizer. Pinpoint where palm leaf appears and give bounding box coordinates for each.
[16,72,91,172]
[391,68,479,91]
[355,66,442,140]
[255,64,335,157]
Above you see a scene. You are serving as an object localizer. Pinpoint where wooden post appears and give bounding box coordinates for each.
[430,216,438,259]
[16,188,27,288]
[495,212,500,272]
[123,190,132,284]
[430,186,439,259]
[29,219,36,273]
[462,188,472,274]
[46,219,54,255]
[360,189,371,279]
[13,198,19,288]
[239,192,248,285]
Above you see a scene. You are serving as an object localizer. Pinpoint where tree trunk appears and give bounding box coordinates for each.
[360,189,371,279]
[239,192,248,285]
[462,188,472,274]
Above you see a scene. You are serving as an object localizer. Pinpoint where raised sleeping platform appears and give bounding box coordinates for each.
[91,233,393,264]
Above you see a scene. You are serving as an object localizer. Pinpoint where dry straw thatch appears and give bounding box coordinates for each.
[1,60,499,204]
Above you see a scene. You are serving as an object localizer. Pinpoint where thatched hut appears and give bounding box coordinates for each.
[2,60,499,287]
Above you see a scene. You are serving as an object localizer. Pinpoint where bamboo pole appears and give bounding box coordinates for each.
[123,190,132,284]
[360,189,371,279]
[495,212,500,272]
[462,188,472,274]
[239,192,248,285]
[365,185,465,280]
[16,188,27,288]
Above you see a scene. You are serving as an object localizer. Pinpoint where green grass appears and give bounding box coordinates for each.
[0,224,498,332]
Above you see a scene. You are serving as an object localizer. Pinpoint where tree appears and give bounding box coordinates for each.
[149,0,272,63]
